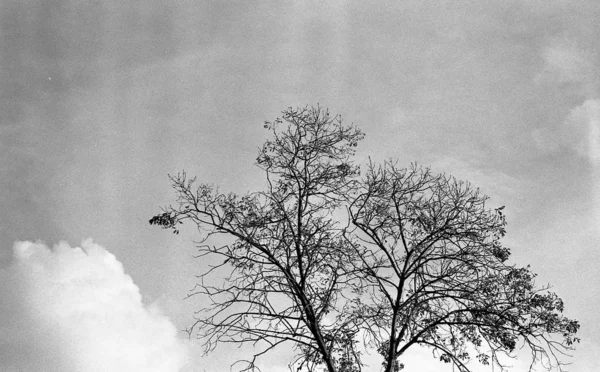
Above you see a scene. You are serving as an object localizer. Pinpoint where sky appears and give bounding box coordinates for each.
[0,0,598,371]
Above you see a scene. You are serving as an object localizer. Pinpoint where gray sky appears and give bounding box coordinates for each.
[1,1,598,371]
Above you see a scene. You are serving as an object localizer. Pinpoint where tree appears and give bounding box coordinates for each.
[347,162,580,372]
[151,106,365,372]
[150,106,579,372]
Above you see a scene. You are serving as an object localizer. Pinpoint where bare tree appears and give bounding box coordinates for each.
[151,106,579,372]
[150,106,365,372]
[347,161,580,372]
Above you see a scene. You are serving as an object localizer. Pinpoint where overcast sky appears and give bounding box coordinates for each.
[1,1,598,371]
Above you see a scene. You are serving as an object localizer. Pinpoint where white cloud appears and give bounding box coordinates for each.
[532,36,600,165]
[0,239,190,372]
[532,99,600,165]
[563,99,600,165]
[534,37,594,90]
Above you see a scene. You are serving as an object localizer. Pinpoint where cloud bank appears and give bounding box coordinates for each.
[0,239,190,372]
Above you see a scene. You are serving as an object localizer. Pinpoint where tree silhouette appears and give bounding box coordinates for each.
[347,161,579,372]
[150,106,579,372]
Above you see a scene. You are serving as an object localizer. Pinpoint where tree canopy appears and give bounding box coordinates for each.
[150,106,579,372]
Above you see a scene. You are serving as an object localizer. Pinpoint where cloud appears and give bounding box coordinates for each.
[429,156,525,202]
[0,239,190,372]
[563,99,600,164]
[534,37,595,90]
[532,36,600,165]
[532,99,600,165]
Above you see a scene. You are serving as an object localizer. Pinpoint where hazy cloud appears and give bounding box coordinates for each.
[0,239,190,372]
[532,36,599,165]
[535,37,595,90]
[429,156,524,202]
[532,99,600,165]
[563,99,600,164]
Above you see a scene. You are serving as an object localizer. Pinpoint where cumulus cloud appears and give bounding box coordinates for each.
[0,239,190,372]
